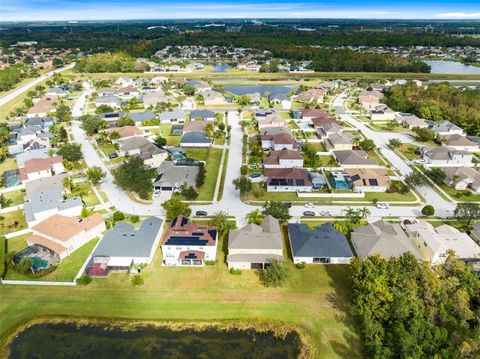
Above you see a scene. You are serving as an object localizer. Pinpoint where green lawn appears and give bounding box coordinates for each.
[6,232,30,253]
[160,124,182,146]
[0,209,27,236]
[217,148,229,201]
[67,182,100,207]
[97,141,118,157]
[0,229,361,359]
[437,183,480,202]
[0,158,18,174]
[398,144,421,160]
[370,124,408,132]
[305,142,327,152]
[1,189,25,207]
[5,237,100,282]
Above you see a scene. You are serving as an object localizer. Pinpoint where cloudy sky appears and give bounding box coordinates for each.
[1,0,479,21]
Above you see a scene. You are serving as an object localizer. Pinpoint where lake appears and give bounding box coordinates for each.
[9,322,301,359]
[225,84,298,96]
[424,60,480,75]
[212,63,230,73]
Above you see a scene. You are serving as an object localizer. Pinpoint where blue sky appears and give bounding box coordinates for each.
[1,0,479,21]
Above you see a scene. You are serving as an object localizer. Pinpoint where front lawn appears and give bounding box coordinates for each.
[0,209,27,235]
[67,182,100,207]
[97,142,118,157]
[437,182,480,202]
[1,189,25,207]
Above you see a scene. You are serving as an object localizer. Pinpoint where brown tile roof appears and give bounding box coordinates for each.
[27,234,66,254]
[440,134,478,147]
[182,120,210,132]
[261,132,295,145]
[162,215,217,246]
[20,156,63,179]
[117,86,137,93]
[345,168,391,187]
[108,126,142,138]
[311,116,338,128]
[27,96,58,115]
[301,109,330,118]
[32,213,104,242]
[264,149,303,164]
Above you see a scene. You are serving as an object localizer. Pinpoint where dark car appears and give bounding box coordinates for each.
[302,211,315,217]
[250,173,262,179]
[195,211,208,216]
[108,153,118,159]
[283,202,292,208]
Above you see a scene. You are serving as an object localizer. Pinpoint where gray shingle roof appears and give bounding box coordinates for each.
[159,109,185,122]
[16,148,51,167]
[228,215,283,250]
[24,188,82,223]
[92,217,163,258]
[130,111,156,122]
[190,109,215,119]
[288,222,353,258]
[153,161,198,188]
[180,131,212,144]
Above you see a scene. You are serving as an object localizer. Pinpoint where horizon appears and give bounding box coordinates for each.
[1,0,479,22]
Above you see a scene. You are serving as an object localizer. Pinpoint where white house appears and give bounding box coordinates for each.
[443,167,480,193]
[264,168,313,192]
[422,146,473,167]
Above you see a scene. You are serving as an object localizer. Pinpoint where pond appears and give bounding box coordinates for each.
[9,322,301,359]
[212,63,230,73]
[424,60,480,75]
[225,84,298,96]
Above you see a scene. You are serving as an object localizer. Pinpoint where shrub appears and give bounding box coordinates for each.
[205,260,216,266]
[131,275,144,286]
[129,215,140,223]
[295,262,307,270]
[240,165,248,176]
[112,211,125,222]
[16,257,33,274]
[422,205,435,216]
[229,268,242,275]
[260,260,290,287]
[76,274,92,285]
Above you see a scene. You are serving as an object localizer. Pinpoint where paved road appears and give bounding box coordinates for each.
[0,63,75,107]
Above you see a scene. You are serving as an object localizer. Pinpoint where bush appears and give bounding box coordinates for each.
[131,275,144,286]
[76,274,92,285]
[295,262,307,269]
[422,205,435,216]
[129,215,140,223]
[260,260,290,287]
[205,260,216,266]
[229,268,242,275]
[0,236,6,279]
[240,165,248,176]
[112,211,125,222]
[16,257,33,274]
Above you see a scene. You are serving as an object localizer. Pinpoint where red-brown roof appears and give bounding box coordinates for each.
[264,149,303,164]
[162,215,217,246]
[20,156,63,180]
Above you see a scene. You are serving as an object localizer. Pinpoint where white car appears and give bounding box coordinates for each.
[319,210,331,216]
[376,202,390,209]
[153,190,161,198]
[304,203,315,208]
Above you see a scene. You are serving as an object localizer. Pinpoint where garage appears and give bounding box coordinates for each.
[250,263,264,270]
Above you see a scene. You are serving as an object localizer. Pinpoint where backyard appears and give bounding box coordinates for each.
[0,210,27,236]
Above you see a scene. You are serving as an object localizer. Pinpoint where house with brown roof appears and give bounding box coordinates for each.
[26,213,106,260]
[117,86,139,99]
[161,216,218,266]
[317,122,343,139]
[299,108,332,124]
[257,113,287,130]
[264,168,312,192]
[324,132,354,151]
[19,156,65,182]
[202,90,227,106]
[260,127,296,151]
[395,113,428,129]
[294,88,327,104]
[358,90,383,110]
[108,126,142,141]
[263,149,304,169]
[439,134,479,152]
[143,91,169,107]
[345,168,391,192]
[182,120,211,133]
[26,96,58,118]
[311,115,339,129]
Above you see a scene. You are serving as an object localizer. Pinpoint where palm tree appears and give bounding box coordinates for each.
[246,209,264,225]
[333,221,350,234]
[343,207,361,224]
[63,176,74,193]
[209,211,233,234]
[358,207,371,219]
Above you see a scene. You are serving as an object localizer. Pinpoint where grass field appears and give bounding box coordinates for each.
[1,189,25,207]
[0,227,362,359]
[160,124,182,146]
[67,182,100,207]
[0,209,27,236]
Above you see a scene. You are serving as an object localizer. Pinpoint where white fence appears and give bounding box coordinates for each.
[1,279,75,286]
[297,192,365,198]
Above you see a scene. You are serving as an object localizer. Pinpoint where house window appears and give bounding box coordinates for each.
[313,257,331,264]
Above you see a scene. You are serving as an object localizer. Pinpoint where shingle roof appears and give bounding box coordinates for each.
[228,216,283,250]
[333,150,376,165]
[190,109,215,119]
[180,131,212,144]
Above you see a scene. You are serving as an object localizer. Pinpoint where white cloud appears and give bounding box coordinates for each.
[436,12,480,19]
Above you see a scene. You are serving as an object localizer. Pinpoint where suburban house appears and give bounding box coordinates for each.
[438,134,479,152]
[324,132,354,151]
[182,120,211,133]
[260,127,296,151]
[182,98,196,110]
[149,76,168,85]
[161,216,218,266]
[404,220,480,263]
[180,131,212,148]
[26,213,105,261]
[26,96,58,118]
[264,168,313,192]
[117,86,138,99]
[97,87,116,97]
[288,222,353,264]
[94,95,121,109]
[370,106,395,121]
[153,161,198,192]
[227,215,284,270]
[202,90,227,106]
[422,146,473,167]
[46,87,68,97]
[16,148,51,168]
[443,167,480,193]
[159,109,186,123]
[299,109,332,123]
[19,156,65,182]
[190,109,215,121]
[99,111,125,127]
[268,93,291,109]
[351,220,422,260]
[108,126,142,141]
[24,117,54,130]
[263,149,304,169]
[115,76,133,87]
[395,113,428,129]
[316,122,343,139]
[346,168,390,192]
[333,150,377,168]
[130,111,157,125]
[118,137,167,168]
[358,90,383,110]
[257,113,287,130]
[429,120,464,137]
[294,88,327,104]
[143,91,169,107]
[87,217,163,276]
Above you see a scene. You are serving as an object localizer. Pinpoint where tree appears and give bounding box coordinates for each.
[56,103,72,123]
[81,115,107,136]
[454,203,480,230]
[421,205,435,216]
[58,143,83,162]
[388,138,402,148]
[333,221,351,234]
[112,156,155,200]
[112,211,125,222]
[154,135,167,147]
[196,162,206,187]
[232,176,252,196]
[358,207,371,219]
[162,197,192,220]
[209,211,234,234]
[412,127,435,142]
[116,117,135,127]
[240,165,248,176]
[343,207,362,224]
[260,259,290,287]
[16,257,33,274]
[262,201,291,222]
[180,184,198,200]
[427,168,446,185]
[246,209,264,225]
[359,139,376,152]
[405,171,428,188]
[62,176,74,192]
[86,166,106,186]
[52,57,63,67]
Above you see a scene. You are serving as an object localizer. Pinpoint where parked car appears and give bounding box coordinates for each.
[195,211,208,216]
[283,202,292,208]
[303,211,315,217]
[319,210,331,216]
[304,203,315,208]
[108,153,118,159]
[251,173,262,179]
[153,190,161,198]
[376,202,390,209]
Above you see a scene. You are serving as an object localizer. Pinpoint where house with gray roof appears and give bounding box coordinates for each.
[118,137,167,168]
[180,131,212,148]
[159,109,186,123]
[87,217,163,276]
[227,216,284,270]
[351,220,422,260]
[15,148,51,167]
[94,95,121,108]
[190,109,215,121]
[429,120,464,137]
[130,111,156,125]
[153,161,199,192]
[333,150,377,168]
[288,222,353,264]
